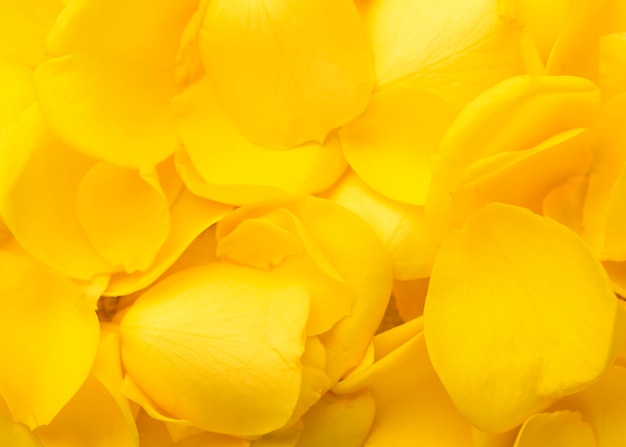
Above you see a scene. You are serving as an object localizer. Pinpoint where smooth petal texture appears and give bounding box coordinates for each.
[0,0,63,127]
[294,393,375,447]
[45,0,197,67]
[0,398,44,447]
[599,34,626,101]
[0,240,100,428]
[334,319,474,446]
[199,0,374,147]
[76,162,170,273]
[427,75,600,240]
[424,203,624,432]
[105,190,232,296]
[363,0,523,104]
[173,78,347,205]
[552,366,626,447]
[340,84,457,205]
[120,262,310,436]
[34,55,179,168]
[514,411,597,447]
[0,107,115,280]
[323,171,439,280]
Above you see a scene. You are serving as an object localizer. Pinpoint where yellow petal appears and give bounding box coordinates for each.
[120,262,310,436]
[0,107,115,280]
[0,240,100,428]
[34,54,179,167]
[105,190,231,296]
[285,197,393,381]
[339,84,457,205]
[45,0,197,67]
[364,0,523,105]
[552,366,626,447]
[392,278,429,322]
[34,375,138,447]
[76,162,170,273]
[542,174,587,234]
[0,0,63,127]
[334,320,474,446]
[599,34,626,101]
[514,411,597,447]
[323,170,443,280]
[424,203,624,432]
[295,393,375,447]
[199,0,374,148]
[0,398,44,447]
[427,75,600,241]
[173,78,347,205]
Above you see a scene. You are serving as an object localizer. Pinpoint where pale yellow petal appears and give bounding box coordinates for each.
[199,0,374,148]
[364,0,523,105]
[120,262,309,436]
[424,203,624,432]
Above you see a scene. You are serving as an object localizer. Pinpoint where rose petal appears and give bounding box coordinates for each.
[424,203,624,432]
[198,0,374,147]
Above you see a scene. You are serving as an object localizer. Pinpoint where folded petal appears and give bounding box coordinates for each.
[173,78,347,205]
[199,0,374,147]
[105,190,232,296]
[76,161,170,273]
[0,240,100,428]
[363,0,523,104]
[424,203,624,432]
[339,84,457,205]
[514,411,597,447]
[334,319,474,446]
[0,107,115,280]
[34,54,179,168]
[0,398,44,447]
[120,262,309,436]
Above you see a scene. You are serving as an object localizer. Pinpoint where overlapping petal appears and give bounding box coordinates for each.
[424,203,624,432]
[120,263,310,436]
[514,411,597,447]
[198,0,375,148]
[0,240,100,428]
[173,78,347,206]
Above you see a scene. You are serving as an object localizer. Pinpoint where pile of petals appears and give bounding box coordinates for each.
[2,0,626,445]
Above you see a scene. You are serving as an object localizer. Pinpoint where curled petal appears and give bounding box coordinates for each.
[514,411,597,447]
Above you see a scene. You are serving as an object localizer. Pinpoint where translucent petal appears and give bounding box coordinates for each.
[514,411,597,447]
[339,84,457,205]
[199,0,374,147]
[120,262,309,436]
[324,170,444,280]
[364,0,523,105]
[173,78,346,205]
[424,203,624,432]
[0,240,99,428]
